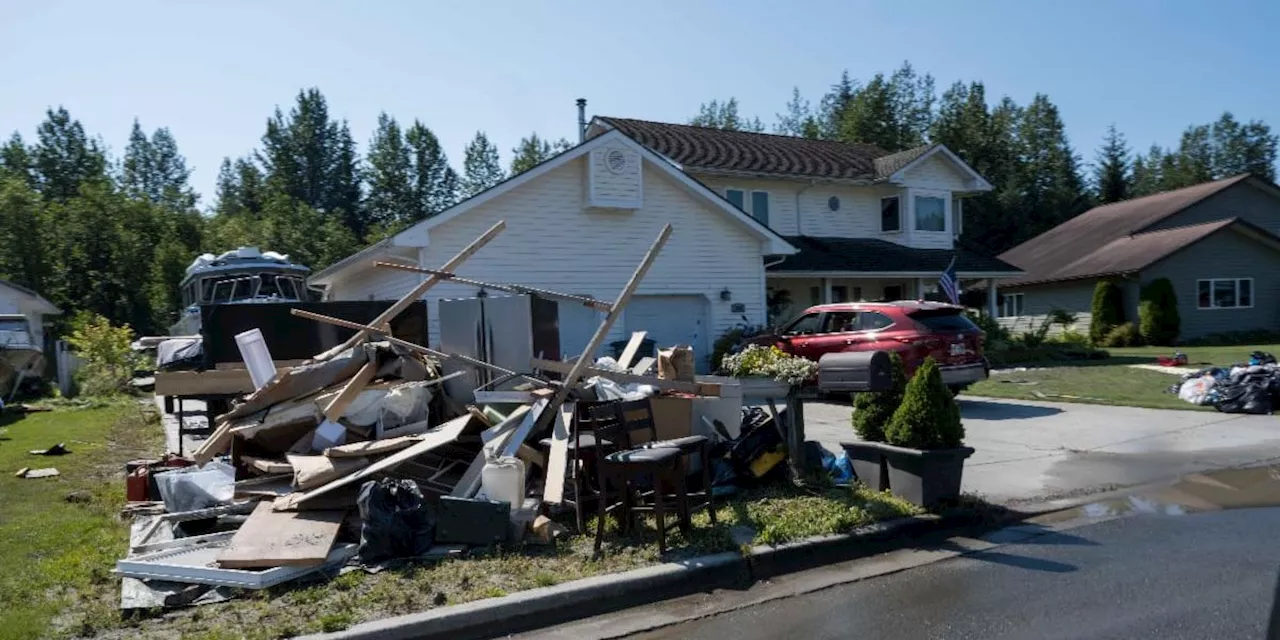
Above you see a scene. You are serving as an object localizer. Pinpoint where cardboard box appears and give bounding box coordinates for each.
[645,396,694,443]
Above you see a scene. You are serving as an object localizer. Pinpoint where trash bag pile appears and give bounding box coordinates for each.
[1170,351,1280,414]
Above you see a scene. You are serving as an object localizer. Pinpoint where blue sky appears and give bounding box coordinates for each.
[2,0,1276,207]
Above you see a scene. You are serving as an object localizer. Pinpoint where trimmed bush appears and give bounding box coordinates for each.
[884,357,965,450]
[1102,321,1142,347]
[1138,278,1180,346]
[1090,279,1125,344]
[851,352,907,442]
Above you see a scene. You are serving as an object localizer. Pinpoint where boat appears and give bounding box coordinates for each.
[0,314,45,399]
[158,247,315,370]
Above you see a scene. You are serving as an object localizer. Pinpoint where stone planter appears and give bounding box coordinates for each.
[880,442,974,507]
[839,441,889,492]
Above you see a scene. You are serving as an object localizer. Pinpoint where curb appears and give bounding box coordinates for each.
[305,508,1018,640]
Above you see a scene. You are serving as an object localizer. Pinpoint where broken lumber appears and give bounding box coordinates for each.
[630,356,656,375]
[216,502,345,569]
[530,358,721,396]
[321,360,378,422]
[323,434,424,458]
[616,331,648,370]
[542,403,574,504]
[373,263,614,311]
[313,221,507,361]
[241,455,293,475]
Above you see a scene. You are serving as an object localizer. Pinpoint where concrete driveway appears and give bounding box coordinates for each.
[804,396,1280,505]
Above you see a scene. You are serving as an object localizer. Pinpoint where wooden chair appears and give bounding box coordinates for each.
[636,431,716,527]
[538,400,615,533]
[588,399,690,555]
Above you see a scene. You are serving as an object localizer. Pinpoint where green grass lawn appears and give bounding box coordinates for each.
[0,401,161,640]
[968,344,1280,410]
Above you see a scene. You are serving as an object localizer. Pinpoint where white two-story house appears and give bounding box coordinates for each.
[309,111,1021,371]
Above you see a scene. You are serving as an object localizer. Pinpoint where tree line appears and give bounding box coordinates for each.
[692,62,1278,257]
[0,89,570,335]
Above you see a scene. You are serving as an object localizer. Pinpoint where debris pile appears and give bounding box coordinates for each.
[1169,351,1280,414]
[114,221,802,610]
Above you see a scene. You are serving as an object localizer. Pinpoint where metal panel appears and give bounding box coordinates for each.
[115,542,357,589]
[438,297,484,403]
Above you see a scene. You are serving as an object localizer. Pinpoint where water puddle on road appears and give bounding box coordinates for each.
[1057,464,1280,521]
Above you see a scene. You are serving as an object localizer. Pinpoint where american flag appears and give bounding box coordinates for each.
[938,256,959,304]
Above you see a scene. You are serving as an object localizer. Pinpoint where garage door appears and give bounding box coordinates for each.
[625,295,711,372]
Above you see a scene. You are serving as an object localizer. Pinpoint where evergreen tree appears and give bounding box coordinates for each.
[1010,94,1088,245]
[327,122,364,234]
[213,157,266,218]
[773,87,820,138]
[508,132,572,176]
[460,131,505,198]
[689,98,764,132]
[1093,124,1132,204]
[406,121,458,220]
[817,71,857,140]
[0,133,33,185]
[0,177,49,291]
[364,112,413,229]
[123,120,197,210]
[1132,144,1165,196]
[32,107,108,201]
[836,62,934,151]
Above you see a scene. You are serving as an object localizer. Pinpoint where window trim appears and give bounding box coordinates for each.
[1000,293,1024,318]
[724,187,769,225]
[1197,278,1254,310]
[880,196,902,233]
[912,190,949,233]
[953,197,963,238]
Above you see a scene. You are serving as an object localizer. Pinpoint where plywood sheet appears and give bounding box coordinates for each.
[216,501,345,568]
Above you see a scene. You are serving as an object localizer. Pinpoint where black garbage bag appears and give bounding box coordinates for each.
[356,478,436,564]
[1213,377,1274,415]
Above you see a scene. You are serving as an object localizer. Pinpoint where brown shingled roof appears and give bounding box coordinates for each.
[999,174,1253,286]
[595,117,891,180]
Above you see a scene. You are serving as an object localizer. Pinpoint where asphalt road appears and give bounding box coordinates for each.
[626,507,1280,640]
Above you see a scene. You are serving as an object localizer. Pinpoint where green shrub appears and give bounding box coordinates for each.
[884,357,965,450]
[711,323,769,371]
[965,309,1010,342]
[1053,328,1089,345]
[66,311,143,397]
[1102,321,1142,347]
[1138,278,1180,346]
[1089,280,1125,344]
[851,352,906,442]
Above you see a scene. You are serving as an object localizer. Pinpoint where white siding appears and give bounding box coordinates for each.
[697,177,799,235]
[328,156,767,355]
[327,265,419,303]
[586,145,643,209]
[902,154,972,192]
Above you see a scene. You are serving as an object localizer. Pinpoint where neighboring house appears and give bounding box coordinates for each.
[0,279,59,352]
[310,110,1019,369]
[592,119,1022,322]
[997,174,1280,340]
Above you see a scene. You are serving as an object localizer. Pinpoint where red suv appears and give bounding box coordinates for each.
[757,301,988,393]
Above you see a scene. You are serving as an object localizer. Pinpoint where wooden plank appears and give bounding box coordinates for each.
[156,369,284,396]
[373,263,615,312]
[313,221,507,361]
[228,393,322,438]
[323,434,423,458]
[452,405,532,498]
[542,403,574,504]
[480,405,531,444]
[616,331,648,370]
[220,344,371,422]
[294,414,475,505]
[241,455,293,475]
[322,360,378,422]
[215,359,307,371]
[630,356,656,375]
[530,358,720,397]
[498,399,548,458]
[216,502,345,569]
[193,421,234,466]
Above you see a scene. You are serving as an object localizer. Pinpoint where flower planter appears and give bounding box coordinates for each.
[839,441,890,492]
[734,376,794,400]
[879,442,974,508]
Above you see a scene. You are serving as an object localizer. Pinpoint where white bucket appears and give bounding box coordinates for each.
[481,455,526,511]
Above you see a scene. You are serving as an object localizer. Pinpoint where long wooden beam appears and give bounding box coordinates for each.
[289,308,546,386]
[312,220,506,361]
[372,262,613,311]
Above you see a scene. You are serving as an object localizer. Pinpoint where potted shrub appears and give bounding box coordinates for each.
[878,357,973,507]
[841,352,907,491]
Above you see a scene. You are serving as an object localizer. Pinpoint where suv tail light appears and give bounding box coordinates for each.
[894,336,943,349]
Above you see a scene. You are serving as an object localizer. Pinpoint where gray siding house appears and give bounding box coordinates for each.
[996,174,1280,341]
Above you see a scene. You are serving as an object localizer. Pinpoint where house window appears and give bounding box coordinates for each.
[952,198,963,237]
[880,196,901,232]
[1198,278,1253,309]
[915,195,946,232]
[725,188,769,225]
[832,285,848,302]
[883,285,904,300]
[1001,293,1024,318]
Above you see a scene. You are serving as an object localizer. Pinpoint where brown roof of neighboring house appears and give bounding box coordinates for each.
[595,117,892,180]
[999,174,1254,286]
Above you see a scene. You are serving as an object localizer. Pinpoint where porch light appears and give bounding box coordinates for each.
[719,288,732,302]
